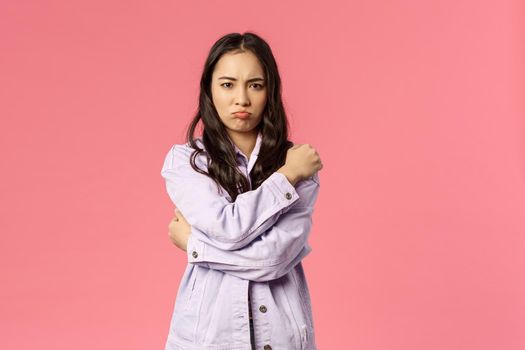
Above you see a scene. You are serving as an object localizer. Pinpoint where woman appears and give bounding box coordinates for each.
[161,32,323,350]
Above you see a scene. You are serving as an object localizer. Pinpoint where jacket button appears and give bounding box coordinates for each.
[259,305,267,313]
[263,345,272,350]
[192,251,198,258]
[285,192,292,200]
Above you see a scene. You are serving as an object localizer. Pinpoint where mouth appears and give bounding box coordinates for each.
[233,112,251,119]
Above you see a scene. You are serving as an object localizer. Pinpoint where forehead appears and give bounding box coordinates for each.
[213,51,264,77]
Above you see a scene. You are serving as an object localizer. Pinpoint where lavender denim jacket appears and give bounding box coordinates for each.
[161,131,320,350]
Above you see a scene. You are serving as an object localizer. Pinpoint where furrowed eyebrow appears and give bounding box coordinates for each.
[217,76,265,83]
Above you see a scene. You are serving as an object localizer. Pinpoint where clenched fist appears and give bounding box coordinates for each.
[277,143,323,186]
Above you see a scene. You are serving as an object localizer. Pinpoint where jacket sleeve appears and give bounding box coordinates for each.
[185,174,320,282]
[161,143,301,250]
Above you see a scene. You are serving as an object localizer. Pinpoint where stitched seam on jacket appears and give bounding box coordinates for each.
[290,265,313,328]
[193,268,210,343]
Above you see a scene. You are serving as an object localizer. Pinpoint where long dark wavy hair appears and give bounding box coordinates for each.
[184,32,294,202]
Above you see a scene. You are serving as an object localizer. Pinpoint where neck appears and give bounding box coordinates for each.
[227,130,258,159]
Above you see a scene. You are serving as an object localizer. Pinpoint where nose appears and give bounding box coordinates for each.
[235,86,250,106]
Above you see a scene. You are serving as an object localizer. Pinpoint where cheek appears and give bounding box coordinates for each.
[255,93,268,109]
[261,90,268,103]
[212,91,228,111]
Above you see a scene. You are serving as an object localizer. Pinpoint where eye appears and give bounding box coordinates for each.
[220,82,264,89]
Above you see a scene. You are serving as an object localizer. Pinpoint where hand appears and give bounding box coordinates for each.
[168,208,192,252]
[278,144,323,185]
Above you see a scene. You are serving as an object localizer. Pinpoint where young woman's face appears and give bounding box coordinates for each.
[211,50,267,136]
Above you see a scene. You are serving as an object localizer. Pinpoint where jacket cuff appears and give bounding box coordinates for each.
[187,230,209,267]
[267,172,300,205]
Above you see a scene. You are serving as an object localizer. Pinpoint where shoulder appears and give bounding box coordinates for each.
[300,171,320,187]
[161,138,206,172]
[311,171,320,186]
[293,172,320,196]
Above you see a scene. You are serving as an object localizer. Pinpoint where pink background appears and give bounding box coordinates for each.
[1,0,524,349]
